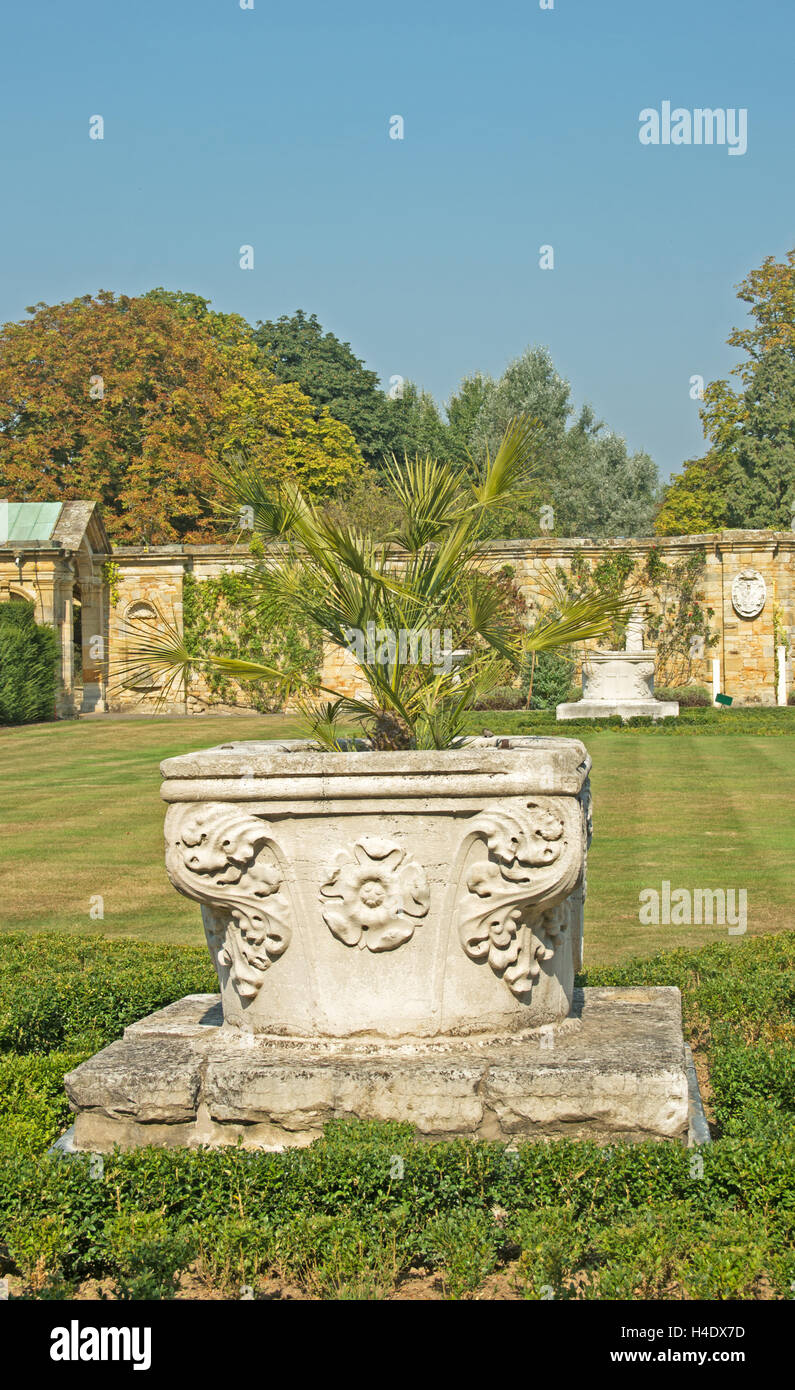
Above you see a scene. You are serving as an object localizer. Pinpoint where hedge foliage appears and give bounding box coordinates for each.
[0,600,57,725]
[1,930,793,1298]
[0,934,215,1055]
[463,705,795,736]
[655,683,712,707]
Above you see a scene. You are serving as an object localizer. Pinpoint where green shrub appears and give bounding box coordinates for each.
[1,1125,794,1297]
[709,1043,795,1137]
[582,1203,693,1299]
[472,685,524,711]
[0,600,57,725]
[273,1211,406,1299]
[523,649,574,710]
[656,684,711,707]
[1,932,795,1298]
[4,1213,73,1297]
[0,934,216,1054]
[678,1212,772,1300]
[0,1052,86,1154]
[506,1207,584,1299]
[195,1216,277,1295]
[472,705,795,736]
[422,1209,501,1298]
[103,1211,196,1300]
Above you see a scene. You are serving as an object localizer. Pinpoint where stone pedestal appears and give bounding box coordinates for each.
[64,986,690,1149]
[557,650,679,721]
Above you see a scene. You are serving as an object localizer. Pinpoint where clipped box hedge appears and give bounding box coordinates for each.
[0,600,57,725]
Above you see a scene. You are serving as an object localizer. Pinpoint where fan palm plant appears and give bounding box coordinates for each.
[119,416,636,748]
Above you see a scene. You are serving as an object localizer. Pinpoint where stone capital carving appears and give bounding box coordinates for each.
[455,795,586,999]
[164,802,290,1000]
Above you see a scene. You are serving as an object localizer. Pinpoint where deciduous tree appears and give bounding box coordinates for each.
[0,293,361,543]
[657,251,795,534]
[254,309,396,469]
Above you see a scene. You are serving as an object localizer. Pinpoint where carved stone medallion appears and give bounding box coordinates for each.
[731,568,766,619]
[320,835,430,952]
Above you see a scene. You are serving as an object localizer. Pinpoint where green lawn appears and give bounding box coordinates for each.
[1,714,793,965]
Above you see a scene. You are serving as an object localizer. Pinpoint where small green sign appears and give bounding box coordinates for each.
[715,693,733,706]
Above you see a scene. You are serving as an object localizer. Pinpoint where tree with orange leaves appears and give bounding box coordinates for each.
[0,291,362,543]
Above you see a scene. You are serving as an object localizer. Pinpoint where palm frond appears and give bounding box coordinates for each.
[524,588,639,653]
[471,414,542,510]
[382,452,468,550]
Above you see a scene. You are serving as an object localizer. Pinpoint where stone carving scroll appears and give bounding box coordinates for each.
[455,796,586,999]
[164,802,290,1000]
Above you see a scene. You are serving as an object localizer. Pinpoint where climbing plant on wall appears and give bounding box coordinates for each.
[555,550,637,649]
[552,545,717,688]
[642,545,719,687]
[181,571,322,713]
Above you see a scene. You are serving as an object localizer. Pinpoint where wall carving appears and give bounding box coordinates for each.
[731,568,766,619]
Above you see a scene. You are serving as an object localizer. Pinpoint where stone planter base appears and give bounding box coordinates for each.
[64,986,691,1149]
[556,699,679,721]
[557,648,679,721]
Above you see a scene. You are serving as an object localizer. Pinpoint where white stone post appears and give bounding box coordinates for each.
[712,657,721,705]
[79,576,107,712]
[56,576,75,717]
[777,645,788,707]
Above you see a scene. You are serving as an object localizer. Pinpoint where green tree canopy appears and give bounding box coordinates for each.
[253,309,396,469]
[462,348,659,538]
[657,250,795,535]
[386,381,451,464]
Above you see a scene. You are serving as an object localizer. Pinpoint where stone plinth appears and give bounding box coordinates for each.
[557,650,679,721]
[64,986,690,1149]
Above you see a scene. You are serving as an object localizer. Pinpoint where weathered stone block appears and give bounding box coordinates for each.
[64,1037,204,1125]
[64,987,691,1150]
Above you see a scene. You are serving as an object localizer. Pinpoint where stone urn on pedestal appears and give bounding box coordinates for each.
[557,606,679,721]
[65,734,691,1151]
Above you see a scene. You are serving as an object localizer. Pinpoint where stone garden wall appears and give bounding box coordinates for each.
[105,530,795,711]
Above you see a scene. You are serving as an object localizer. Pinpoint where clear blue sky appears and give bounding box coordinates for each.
[1,0,792,480]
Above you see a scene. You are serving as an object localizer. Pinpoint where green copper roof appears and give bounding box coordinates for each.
[1,501,64,543]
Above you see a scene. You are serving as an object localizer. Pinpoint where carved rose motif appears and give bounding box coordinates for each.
[731,568,766,619]
[164,803,290,1000]
[456,798,583,999]
[320,835,430,951]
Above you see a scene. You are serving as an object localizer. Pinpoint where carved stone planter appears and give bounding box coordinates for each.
[64,735,693,1150]
[161,735,591,1037]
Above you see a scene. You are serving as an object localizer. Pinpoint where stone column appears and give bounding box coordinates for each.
[79,575,107,712]
[53,559,76,717]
